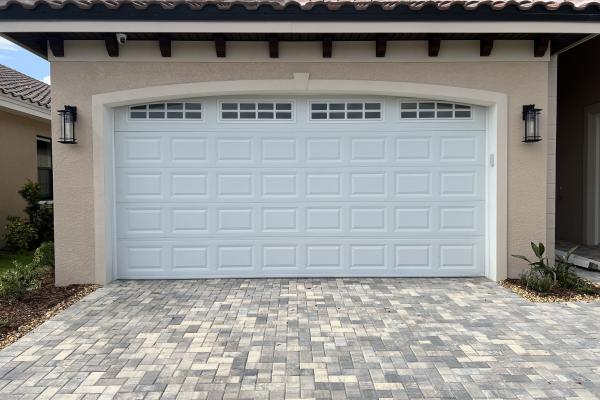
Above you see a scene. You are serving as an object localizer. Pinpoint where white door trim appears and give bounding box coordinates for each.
[92,75,508,284]
[583,103,600,246]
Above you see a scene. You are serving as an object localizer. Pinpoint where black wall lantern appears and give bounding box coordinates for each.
[58,105,77,144]
[522,104,542,143]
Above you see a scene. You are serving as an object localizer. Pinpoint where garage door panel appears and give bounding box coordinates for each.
[116,238,485,278]
[116,203,485,238]
[115,97,487,278]
[115,132,486,169]
[116,168,483,202]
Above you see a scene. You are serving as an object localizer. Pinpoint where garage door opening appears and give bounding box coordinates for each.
[113,96,487,278]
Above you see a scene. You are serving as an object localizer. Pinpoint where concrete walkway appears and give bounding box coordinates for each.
[1,278,600,399]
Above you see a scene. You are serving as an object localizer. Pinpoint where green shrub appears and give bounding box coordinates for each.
[554,260,584,289]
[3,216,37,252]
[18,180,53,245]
[0,261,42,300]
[512,242,557,292]
[31,241,54,269]
[521,270,555,293]
[512,243,598,294]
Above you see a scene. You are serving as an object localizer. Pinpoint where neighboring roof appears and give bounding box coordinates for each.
[0,0,598,11]
[0,64,50,109]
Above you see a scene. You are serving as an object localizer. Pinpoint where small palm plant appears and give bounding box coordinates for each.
[512,242,578,293]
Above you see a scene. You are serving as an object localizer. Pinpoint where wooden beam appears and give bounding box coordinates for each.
[214,34,226,58]
[534,37,550,57]
[322,35,333,58]
[158,35,171,57]
[428,37,441,57]
[104,35,119,57]
[269,35,279,58]
[48,36,64,57]
[375,35,387,58]
[480,37,494,57]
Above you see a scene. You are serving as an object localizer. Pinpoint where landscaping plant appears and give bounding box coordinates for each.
[0,242,54,300]
[2,181,54,252]
[512,243,589,294]
[18,180,54,245]
[0,260,42,300]
[31,241,55,269]
[3,216,37,253]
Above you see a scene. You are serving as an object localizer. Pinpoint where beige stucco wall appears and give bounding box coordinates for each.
[0,108,51,247]
[50,60,551,284]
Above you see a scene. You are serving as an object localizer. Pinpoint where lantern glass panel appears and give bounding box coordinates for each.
[59,106,77,143]
[523,105,541,142]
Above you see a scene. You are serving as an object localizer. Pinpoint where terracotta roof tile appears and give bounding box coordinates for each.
[0,0,597,11]
[0,64,50,109]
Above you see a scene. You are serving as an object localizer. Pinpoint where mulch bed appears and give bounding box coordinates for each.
[501,279,600,303]
[0,271,98,350]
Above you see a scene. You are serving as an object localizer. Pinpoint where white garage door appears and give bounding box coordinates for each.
[114,96,487,279]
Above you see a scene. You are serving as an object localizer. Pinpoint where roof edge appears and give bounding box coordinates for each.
[0,92,51,120]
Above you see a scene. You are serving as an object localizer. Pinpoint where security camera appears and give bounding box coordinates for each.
[116,33,127,45]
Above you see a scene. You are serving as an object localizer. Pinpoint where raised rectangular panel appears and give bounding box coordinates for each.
[217,208,253,231]
[172,209,207,233]
[395,245,430,268]
[440,172,476,196]
[217,138,252,161]
[262,139,296,161]
[173,247,208,270]
[263,246,297,268]
[171,138,207,162]
[306,245,341,268]
[125,138,161,161]
[306,208,341,230]
[172,174,207,197]
[126,209,162,233]
[262,208,297,231]
[217,174,253,196]
[351,138,385,161]
[350,245,386,268]
[395,173,431,196]
[217,246,253,269]
[306,174,341,196]
[440,207,476,231]
[351,173,386,196]
[126,174,162,196]
[396,137,431,160]
[350,208,386,231]
[306,138,341,161]
[127,247,162,270]
[262,174,296,197]
[395,208,430,230]
[440,245,475,269]
[440,137,477,161]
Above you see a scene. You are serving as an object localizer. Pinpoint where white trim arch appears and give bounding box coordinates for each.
[92,75,508,283]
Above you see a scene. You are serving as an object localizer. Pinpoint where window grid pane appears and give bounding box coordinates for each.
[220,102,293,120]
[129,102,202,120]
[310,102,382,120]
[399,102,472,119]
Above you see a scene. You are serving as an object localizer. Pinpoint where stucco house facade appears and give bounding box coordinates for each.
[0,64,51,247]
[1,0,598,285]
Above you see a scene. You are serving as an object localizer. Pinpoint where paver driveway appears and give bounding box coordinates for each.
[1,278,600,400]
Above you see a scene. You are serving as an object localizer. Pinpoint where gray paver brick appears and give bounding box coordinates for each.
[0,278,599,399]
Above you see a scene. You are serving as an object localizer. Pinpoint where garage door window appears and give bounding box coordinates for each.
[310,102,382,120]
[400,102,472,119]
[129,102,203,120]
[220,102,293,120]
